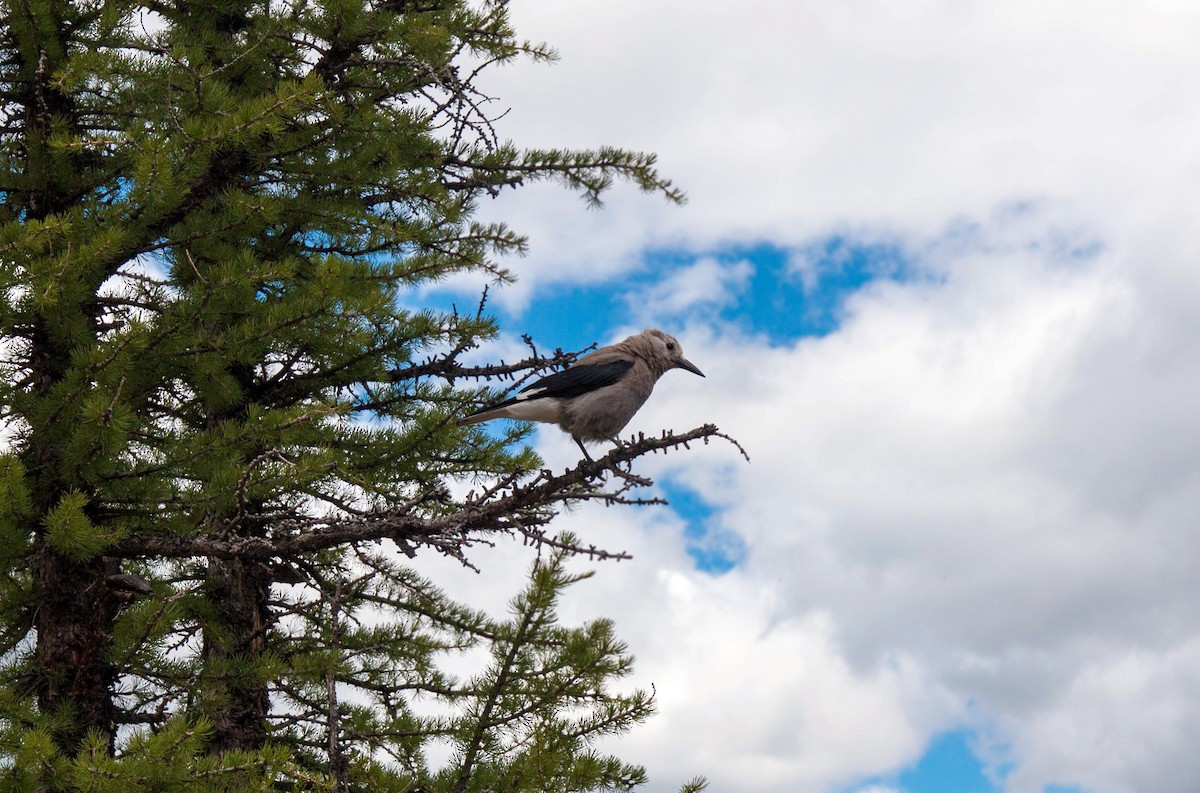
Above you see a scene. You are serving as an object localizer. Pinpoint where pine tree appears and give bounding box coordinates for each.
[0,0,733,789]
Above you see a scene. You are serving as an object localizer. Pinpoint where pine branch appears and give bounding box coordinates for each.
[108,424,743,562]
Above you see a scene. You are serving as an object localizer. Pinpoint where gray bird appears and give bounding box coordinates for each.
[457,329,705,459]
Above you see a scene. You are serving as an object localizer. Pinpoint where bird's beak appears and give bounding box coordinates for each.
[677,358,705,377]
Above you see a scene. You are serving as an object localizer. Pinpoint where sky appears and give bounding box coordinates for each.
[415,2,1200,792]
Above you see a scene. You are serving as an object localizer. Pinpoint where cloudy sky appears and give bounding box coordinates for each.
[423,2,1200,791]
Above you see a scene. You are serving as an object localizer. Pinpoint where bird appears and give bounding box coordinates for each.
[457,329,705,459]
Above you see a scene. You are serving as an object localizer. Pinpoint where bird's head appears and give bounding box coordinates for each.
[642,329,705,378]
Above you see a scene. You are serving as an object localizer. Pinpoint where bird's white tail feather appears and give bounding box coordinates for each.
[457,399,563,427]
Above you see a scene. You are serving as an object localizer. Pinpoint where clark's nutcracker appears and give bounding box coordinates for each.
[457,329,705,458]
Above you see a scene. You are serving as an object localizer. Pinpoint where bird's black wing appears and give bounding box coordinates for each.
[479,359,633,411]
[463,360,634,418]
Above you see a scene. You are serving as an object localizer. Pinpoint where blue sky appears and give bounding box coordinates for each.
[490,238,914,346]
[874,730,1089,793]
[871,730,1002,793]
[418,2,1200,792]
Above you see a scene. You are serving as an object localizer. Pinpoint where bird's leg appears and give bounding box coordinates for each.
[574,436,595,462]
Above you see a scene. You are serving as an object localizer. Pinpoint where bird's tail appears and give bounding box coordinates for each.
[455,398,557,427]
[455,410,496,428]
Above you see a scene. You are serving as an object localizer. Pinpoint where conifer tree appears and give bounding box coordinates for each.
[0,0,732,789]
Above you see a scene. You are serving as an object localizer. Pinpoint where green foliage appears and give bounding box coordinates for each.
[435,540,656,792]
[44,491,115,562]
[0,456,31,552]
[259,542,672,792]
[0,0,703,790]
[65,721,300,793]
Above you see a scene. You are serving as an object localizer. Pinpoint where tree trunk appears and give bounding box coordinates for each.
[33,551,121,754]
[203,556,273,753]
[27,302,120,756]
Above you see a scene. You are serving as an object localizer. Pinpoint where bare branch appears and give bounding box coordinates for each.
[109,424,744,562]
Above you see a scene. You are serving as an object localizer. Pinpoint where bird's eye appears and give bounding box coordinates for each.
[666,342,676,351]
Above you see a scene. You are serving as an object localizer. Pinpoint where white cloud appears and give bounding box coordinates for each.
[1003,637,1200,793]
[625,257,752,322]
[611,228,1199,791]
[429,2,1200,791]
[432,218,1200,792]
[465,0,1200,299]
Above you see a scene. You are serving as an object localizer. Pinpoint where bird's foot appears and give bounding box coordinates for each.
[604,436,636,473]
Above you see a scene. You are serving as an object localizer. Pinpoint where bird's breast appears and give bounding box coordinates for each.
[561,378,655,441]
